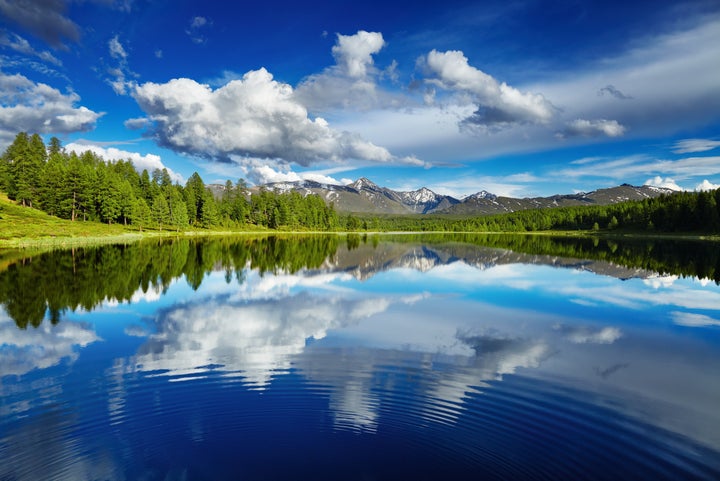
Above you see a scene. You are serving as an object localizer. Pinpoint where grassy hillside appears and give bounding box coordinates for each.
[0,193,142,247]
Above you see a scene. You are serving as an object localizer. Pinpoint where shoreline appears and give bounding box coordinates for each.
[2,228,718,250]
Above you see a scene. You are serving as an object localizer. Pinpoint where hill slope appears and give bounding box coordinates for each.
[0,193,131,244]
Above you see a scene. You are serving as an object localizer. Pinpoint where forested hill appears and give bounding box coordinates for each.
[0,133,339,231]
[1,132,719,235]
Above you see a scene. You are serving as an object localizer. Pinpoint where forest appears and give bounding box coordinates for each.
[1,131,720,234]
[354,188,720,234]
[0,132,339,231]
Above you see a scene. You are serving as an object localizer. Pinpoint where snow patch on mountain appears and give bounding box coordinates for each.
[465,190,497,201]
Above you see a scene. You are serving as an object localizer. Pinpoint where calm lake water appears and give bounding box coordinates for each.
[1,234,719,480]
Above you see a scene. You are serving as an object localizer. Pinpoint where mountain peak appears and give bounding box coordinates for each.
[350,177,380,191]
[405,186,438,204]
[466,190,497,201]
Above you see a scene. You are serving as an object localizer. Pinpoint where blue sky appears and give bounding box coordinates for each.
[1,0,719,197]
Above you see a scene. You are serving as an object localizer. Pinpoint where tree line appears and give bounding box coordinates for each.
[2,132,719,234]
[354,188,720,234]
[0,132,339,230]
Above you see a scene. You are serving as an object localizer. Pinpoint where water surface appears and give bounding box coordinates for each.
[1,235,719,480]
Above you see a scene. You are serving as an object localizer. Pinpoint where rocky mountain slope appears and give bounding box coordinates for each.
[239,178,674,216]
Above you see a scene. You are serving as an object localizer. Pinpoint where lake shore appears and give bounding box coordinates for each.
[2,227,718,250]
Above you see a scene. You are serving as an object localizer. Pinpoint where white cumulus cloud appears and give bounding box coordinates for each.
[132,68,423,167]
[332,30,385,78]
[0,71,102,146]
[695,179,720,191]
[644,176,683,191]
[295,30,405,112]
[423,49,555,128]
[234,159,345,186]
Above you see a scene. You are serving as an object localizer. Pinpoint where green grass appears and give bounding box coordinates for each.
[3,194,717,250]
[0,194,209,248]
[0,193,128,241]
[0,194,278,249]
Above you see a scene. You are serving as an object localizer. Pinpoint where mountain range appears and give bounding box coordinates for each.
[231,178,675,216]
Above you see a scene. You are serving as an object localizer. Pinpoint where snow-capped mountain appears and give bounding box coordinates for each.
[248,178,674,215]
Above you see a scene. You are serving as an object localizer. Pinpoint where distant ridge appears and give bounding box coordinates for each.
[237,178,675,215]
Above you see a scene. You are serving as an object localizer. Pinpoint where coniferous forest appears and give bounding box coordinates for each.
[1,131,719,234]
[0,132,339,231]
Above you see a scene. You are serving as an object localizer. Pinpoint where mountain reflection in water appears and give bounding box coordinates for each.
[1,234,719,480]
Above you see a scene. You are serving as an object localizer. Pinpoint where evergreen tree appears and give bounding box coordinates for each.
[130,197,152,230]
[185,172,206,223]
[138,169,154,203]
[200,189,220,227]
[39,150,67,216]
[170,198,189,231]
[118,180,136,225]
[230,179,250,224]
[97,166,122,224]
[48,136,63,156]
[152,193,171,230]
[4,132,32,206]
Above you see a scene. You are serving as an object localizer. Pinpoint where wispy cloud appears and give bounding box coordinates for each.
[552,154,720,182]
[422,174,538,198]
[186,16,212,44]
[558,119,626,138]
[597,85,633,100]
[106,35,137,94]
[673,138,720,154]
[0,31,61,65]
[671,312,720,327]
[533,18,720,140]
[553,324,623,344]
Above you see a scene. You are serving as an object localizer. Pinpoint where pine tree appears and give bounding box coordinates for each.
[185,172,206,223]
[130,197,151,230]
[97,167,122,224]
[4,132,35,206]
[200,190,220,227]
[152,193,170,230]
[170,198,189,231]
[39,150,67,216]
[48,137,62,156]
[118,180,136,225]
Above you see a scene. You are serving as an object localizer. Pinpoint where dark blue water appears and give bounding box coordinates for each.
[1,237,719,480]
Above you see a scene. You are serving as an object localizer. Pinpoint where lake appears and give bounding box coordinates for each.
[1,234,719,480]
